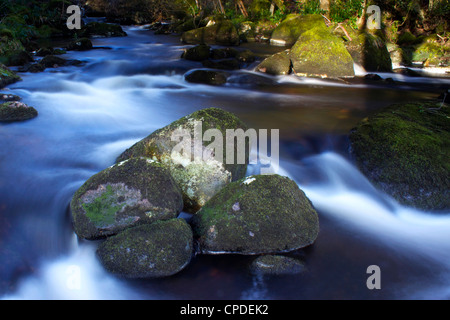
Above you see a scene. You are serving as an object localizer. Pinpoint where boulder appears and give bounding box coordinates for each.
[97,219,193,278]
[290,27,355,78]
[345,32,392,72]
[82,22,127,37]
[349,102,450,211]
[181,44,211,61]
[0,101,38,122]
[181,20,240,46]
[184,69,228,85]
[116,107,249,213]
[270,14,326,47]
[192,175,320,255]
[256,50,292,75]
[70,158,184,240]
[0,64,21,88]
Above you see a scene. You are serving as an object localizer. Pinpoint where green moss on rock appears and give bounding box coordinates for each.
[97,219,194,278]
[256,50,292,75]
[70,158,184,240]
[0,64,21,89]
[192,175,319,255]
[345,32,392,72]
[270,14,326,47]
[290,27,355,78]
[181,20,240,46]
[117,108,249,213]
[0,101,37,122]
[349,102,450,211]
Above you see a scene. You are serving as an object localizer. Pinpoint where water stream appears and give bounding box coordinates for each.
[0,25,449,300]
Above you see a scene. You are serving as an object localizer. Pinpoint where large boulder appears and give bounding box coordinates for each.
[192,175,320,255]
[181,20,240,46]
[0,101,38,122]
[116,108,249,213]
[181,44,211,61]
[184,69,228,85]
[290,27,355,78]
[0,64,21,88]
[81,22,127,37]
[255,50,292,75]
[70,158,184,240]
[345,32,392,72]
[270,14,326,47]
[97,219,194,279]
[349,102,450,211]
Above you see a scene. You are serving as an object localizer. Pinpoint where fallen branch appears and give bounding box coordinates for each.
[335,23,353,41]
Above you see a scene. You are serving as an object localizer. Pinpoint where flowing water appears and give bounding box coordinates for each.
[1,25,449,300]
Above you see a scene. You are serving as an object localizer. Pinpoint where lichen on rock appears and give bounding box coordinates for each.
[70,157,184,240]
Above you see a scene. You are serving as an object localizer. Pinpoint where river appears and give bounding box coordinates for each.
[0,25,449,300]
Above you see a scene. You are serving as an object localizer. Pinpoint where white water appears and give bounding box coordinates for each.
[1,26,449,300]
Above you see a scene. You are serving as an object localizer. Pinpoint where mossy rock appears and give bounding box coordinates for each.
[412,42,447,66]
[82,22,127,37]
[345,32,392,72]
[70,158,184,240]
[256,50,292,75]
[184,69,228,86]
[192,175,320,255]
[0,39,32,66]
[270,14,326,47]
[250,255,307,276]
[181,20,240,46]
[97,219,193,279]
[116,108,249,213]
[66,38,93,51]
[38,55,68,68]
[0,101,38,122]
[0,64,21,89]
[290,27,355,78]
[181,44,211,61]
[349,102,450,211]
[211,47,240,60]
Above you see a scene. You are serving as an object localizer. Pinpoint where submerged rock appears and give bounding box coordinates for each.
[250,255,307,276]
[192,175,320,255]
[270,14,326,47]
[290,27,355,78]
[116,107,249,213]
[70,158,184,240]
[184,69,228,85]
[97,219,193,279]
[349,102,450,211]
[181,20,240,46]
[0,101,38,122]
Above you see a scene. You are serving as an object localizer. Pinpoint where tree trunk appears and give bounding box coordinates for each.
[357,0,368,30]
[320,0,330,12]
[217,0,225,15]
[236,0,248,18]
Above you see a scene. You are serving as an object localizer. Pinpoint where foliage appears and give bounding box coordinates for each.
[297,0,326,15]
[330,0,364,27]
